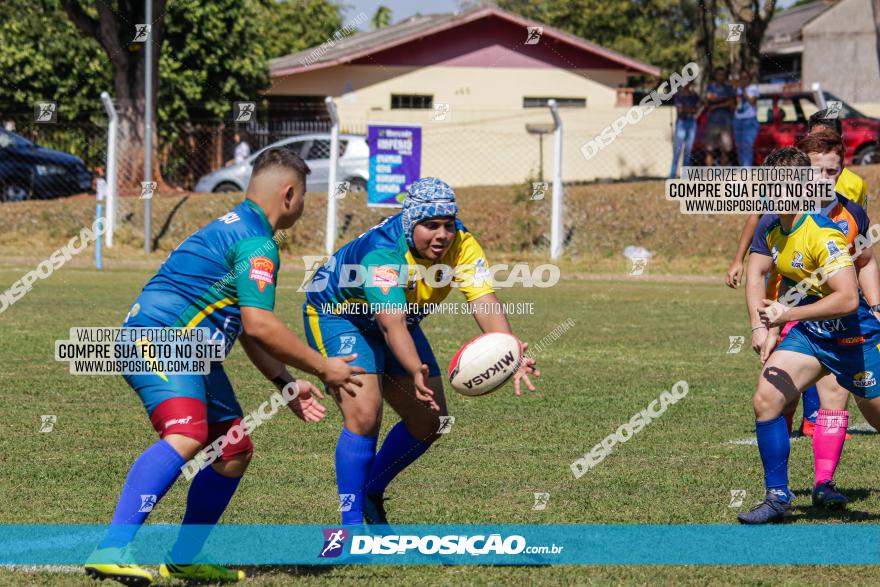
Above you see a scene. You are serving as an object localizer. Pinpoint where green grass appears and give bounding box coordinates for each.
[3,266,880,585]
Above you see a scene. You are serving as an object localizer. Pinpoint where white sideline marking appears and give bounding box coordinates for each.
[726,423,877,445]
[0,565,82,573]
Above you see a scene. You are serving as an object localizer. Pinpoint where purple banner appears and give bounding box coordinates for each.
[367,125,422,207]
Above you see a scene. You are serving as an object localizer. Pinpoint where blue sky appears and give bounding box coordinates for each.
[341,0,803,28]
[341,0,460,25]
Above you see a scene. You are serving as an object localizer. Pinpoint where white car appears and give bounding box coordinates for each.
[194,133,369,193]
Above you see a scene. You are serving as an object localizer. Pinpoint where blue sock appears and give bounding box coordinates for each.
[101,439,186,548]
[802,385,820,423]
[756,416,790,501]
[335,428,377,525]
[169,465,242,562]
[365,421,431,497]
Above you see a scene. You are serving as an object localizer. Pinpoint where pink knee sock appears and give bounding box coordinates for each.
[813,409,848,486]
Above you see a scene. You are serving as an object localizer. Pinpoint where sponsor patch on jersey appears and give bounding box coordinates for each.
[826,239,843,260]
[791,251,805,270]
[371,266,400,295]
[854,371,876,388]
[249,256,275,292]
[837,219,850,235]
[771,245,779,265]
[853,371,877,387]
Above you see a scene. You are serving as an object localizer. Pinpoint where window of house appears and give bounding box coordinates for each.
[391,94,433,109]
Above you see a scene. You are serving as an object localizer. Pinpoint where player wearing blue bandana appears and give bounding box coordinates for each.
[303,177,540,525]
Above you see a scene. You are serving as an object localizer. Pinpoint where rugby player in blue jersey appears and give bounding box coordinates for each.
[739,147,880,524]
[303,177,540,525]
[84,149,363,584]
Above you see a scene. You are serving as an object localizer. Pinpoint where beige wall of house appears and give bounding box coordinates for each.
[803,0,880,103]
[268,64,627,110]
[268,65,672,185]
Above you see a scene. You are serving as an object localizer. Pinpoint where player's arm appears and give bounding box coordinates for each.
[762,266,858,325]
[854,244,880,310]
[239,332,327,423]
[373,309,438,410]
[453,232,539,395]
[230,237,363,394]
[727,214,761,288]
[468,292,540,396]
[745,251,776,358]
[241,307,363,395]
[362,254,438,409]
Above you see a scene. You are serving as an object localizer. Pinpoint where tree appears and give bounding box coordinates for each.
[723,0,777,77]
[496,0,699,78]
[0,0,342,190]
[372,5,393,29]
[255,0,344,60]
[696,0,719,94]
[60,0,168,189]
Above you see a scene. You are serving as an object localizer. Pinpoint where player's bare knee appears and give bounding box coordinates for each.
[213,451,252,478]
[164,433,205,460]
[346,412,381,436]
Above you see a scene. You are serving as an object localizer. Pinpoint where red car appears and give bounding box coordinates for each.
[690,88,879,166]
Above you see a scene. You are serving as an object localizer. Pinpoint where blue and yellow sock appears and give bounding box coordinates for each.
[335,428,377,525]
[802,385,820,424]
[101,439,186,548]
[756,416,791,502]
[365,421,430,497]
[169,465,242,562]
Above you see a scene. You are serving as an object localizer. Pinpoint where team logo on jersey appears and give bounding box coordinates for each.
[371,266,400,295]
[853,371,876,388]
[837,219,850,235]
[791,251,805,270]
[826,240,843,259]
[249,256,275,292]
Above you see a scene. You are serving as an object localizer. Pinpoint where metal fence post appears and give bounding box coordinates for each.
[325,96,340,256]
[548,99,564,260]
[100,92,118,247]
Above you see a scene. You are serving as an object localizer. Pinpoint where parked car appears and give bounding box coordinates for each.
[0,129,93,202]
[194,133,369,193]
[690,88,880,166]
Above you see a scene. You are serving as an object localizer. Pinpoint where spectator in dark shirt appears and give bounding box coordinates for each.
[669,81,700,178]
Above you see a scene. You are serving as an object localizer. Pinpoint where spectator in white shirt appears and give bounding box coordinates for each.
[226,132,251,166]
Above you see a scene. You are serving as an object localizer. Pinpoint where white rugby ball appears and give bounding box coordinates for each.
[448,332,523,396]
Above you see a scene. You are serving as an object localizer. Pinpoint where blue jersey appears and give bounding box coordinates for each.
[124,199,280,355]
[304,213,494,327]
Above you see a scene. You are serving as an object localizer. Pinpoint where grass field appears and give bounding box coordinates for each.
[5,265,880,585]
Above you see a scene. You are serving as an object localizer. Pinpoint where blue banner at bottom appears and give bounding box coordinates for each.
[1,524,878,565]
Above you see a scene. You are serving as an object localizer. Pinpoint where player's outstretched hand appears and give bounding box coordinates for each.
[726,260,744,289]
[513,342,540,396]
[288,380,327,423]
[321,354,365,397]
[413,364,439,411]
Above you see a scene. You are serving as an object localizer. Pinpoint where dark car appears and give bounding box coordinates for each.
[0,129,93,201]
[690,88,880,166]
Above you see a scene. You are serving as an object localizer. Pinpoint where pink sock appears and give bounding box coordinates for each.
[813,409,848,486]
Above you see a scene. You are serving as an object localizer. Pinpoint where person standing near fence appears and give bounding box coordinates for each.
[703,67,735,166]
[227,132,251,166]
[733,71,760,167]
[669,81,700,178]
